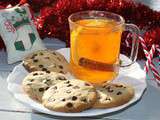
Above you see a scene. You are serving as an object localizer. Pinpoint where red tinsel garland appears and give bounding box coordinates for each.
[35,0,160,59]
[0,0,160,60]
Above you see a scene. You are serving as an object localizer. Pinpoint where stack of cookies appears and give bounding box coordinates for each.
[22,49,135,113]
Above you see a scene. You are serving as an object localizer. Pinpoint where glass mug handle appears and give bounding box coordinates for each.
[121,24,140,67]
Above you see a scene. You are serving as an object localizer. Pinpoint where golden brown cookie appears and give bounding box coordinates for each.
[22,71,68,102]
[93,83,134,108]
[23,49,69,74]
[42,79,97,112]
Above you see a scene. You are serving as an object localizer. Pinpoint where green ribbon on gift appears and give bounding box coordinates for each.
[14,33,36,51]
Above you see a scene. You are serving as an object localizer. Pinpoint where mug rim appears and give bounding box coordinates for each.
[68,10,125,28]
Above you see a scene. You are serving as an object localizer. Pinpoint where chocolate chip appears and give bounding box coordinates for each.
[106,86,111,89]
[33,59,38,62]
[43,79,51,84]
[42,68,47,71]
[58,65,63,69]
[105,97,111,101]
[85,83,90,86]
[52,86,57,90]
[115,84,123,88]
[65,81,70,84]
[61,98,66,101]
[57,57,61,61]
[66,102,73,108]
[81,98,87,102]
[66,90,71,93]
[33,73,38,76]
[46,79,51,81]
[31,54,37,59]
[39,65,43,68]
[46,71,50,73]
[73,86,80,89]
[52,52,56,55]
[67,84,72,87]
[56,76,67,80]
[97,96,101,99]
[31,56,35,59]
[107,89,114,92]
[117,91,122,95]
[45,87,49,90]
[27,83,32,86]
[72,96,77,101]
[39,88,44,92]
[30,79,34,82]
[39,52,43,55]
[106,86,114,92]
[59,71,64,74]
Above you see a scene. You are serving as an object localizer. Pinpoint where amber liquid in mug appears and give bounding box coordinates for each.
[70,19,123,84]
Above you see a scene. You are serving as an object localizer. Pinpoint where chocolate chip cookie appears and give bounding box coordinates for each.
[23,49,69,74]
[42,79,97,112]
[22,71,68,102]
[93,83,134,108]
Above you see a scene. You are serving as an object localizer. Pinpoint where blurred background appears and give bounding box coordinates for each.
[138,0,160,11]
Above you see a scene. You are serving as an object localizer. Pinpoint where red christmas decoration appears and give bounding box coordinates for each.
[26,0,56,12]
[0,0,19,8]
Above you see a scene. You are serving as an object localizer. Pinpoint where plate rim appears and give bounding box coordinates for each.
[7,48,147,117]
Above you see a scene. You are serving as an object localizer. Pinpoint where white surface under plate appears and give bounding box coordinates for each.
[7,48,147,117]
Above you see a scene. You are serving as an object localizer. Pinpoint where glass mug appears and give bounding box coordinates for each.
[68,11,139,84]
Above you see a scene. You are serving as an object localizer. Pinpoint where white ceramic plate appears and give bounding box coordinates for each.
[7,48,147,117]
